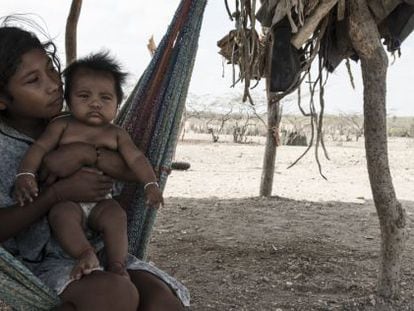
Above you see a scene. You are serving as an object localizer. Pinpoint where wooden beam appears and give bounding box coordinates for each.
[291,0,338,49]
[337,0,346,20]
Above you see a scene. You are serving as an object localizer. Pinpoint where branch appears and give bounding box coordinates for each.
[65,0,82,66]
[291,0,338,49]
[224,0,234,21]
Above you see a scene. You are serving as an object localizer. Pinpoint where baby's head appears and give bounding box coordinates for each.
[63,51,127,125]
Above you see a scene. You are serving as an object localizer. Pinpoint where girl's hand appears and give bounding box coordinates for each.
[39,143,97,183]
[51,168,113,202]
[14,175,39,206]
[144,184,164,208]
[95,148,137,182]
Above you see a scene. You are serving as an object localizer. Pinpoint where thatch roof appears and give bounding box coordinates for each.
[219,0,413,102]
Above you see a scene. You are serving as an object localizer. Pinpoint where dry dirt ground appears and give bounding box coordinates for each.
[147,134,414,310]
[2,135,414,310]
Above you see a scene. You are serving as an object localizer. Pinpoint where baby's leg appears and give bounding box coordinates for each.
[88,199,129,278]
[48,201,99,280]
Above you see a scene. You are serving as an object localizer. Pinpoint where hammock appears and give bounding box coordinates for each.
[0,0,207,309]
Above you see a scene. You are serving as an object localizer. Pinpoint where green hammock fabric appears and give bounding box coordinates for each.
[0,247,60,310]
[0,0,207,309]
[117,0,207,260]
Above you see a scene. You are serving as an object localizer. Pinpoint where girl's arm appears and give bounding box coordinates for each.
[0,187,57,242]
[0,168,113,242]
[95,147,138,182]
[40,142,97,182]
[41,143,138,183]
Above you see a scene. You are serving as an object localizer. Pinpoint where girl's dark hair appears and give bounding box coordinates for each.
[0,16,61,98]
[63,51,127,105]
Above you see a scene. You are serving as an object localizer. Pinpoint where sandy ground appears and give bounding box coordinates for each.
[147,134,414,310]
[2,134,414,310]
[163,134,414,203]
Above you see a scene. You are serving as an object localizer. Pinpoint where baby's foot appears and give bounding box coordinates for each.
[107,261,130,279]
[71,248,100,280]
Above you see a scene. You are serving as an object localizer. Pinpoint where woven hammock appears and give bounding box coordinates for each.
[0,0,207,309]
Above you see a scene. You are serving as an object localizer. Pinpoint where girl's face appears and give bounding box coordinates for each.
[0,48,63,120]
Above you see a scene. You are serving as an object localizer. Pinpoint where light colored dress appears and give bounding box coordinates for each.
[0,121,190,306]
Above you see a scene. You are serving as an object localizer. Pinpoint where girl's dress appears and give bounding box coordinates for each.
[0,121,190,306]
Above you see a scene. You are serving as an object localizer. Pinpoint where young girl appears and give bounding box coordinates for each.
[0,21,189,310]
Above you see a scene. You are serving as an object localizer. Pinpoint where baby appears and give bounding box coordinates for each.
[14,52,163,279]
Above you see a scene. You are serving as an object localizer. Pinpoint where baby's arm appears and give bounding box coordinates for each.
[15,119,67,205]
[116,128,163,208]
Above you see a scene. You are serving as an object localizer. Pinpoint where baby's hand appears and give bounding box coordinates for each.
[144,182,164,208]
[14,173,39,206]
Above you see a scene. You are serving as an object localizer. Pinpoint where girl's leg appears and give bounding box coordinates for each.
[88,199,128,277]
[60,270,139,311]
[48,201,99,279]
[128,270,185,311]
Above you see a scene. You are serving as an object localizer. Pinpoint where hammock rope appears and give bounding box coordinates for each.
[0,0,207,308]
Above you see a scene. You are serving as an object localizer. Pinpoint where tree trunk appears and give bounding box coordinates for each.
[260,100,281,197]
[349,0,407,299]
[65,0,82,66]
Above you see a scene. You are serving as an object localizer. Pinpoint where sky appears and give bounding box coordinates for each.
[1,1,413,116]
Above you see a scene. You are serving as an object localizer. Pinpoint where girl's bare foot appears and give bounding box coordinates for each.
[71,248,100,280]
[107,261,130,279]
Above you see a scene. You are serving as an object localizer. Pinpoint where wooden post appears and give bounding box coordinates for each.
[260,98,281,197]
[349,0,407,299]
[65,0,82,66]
